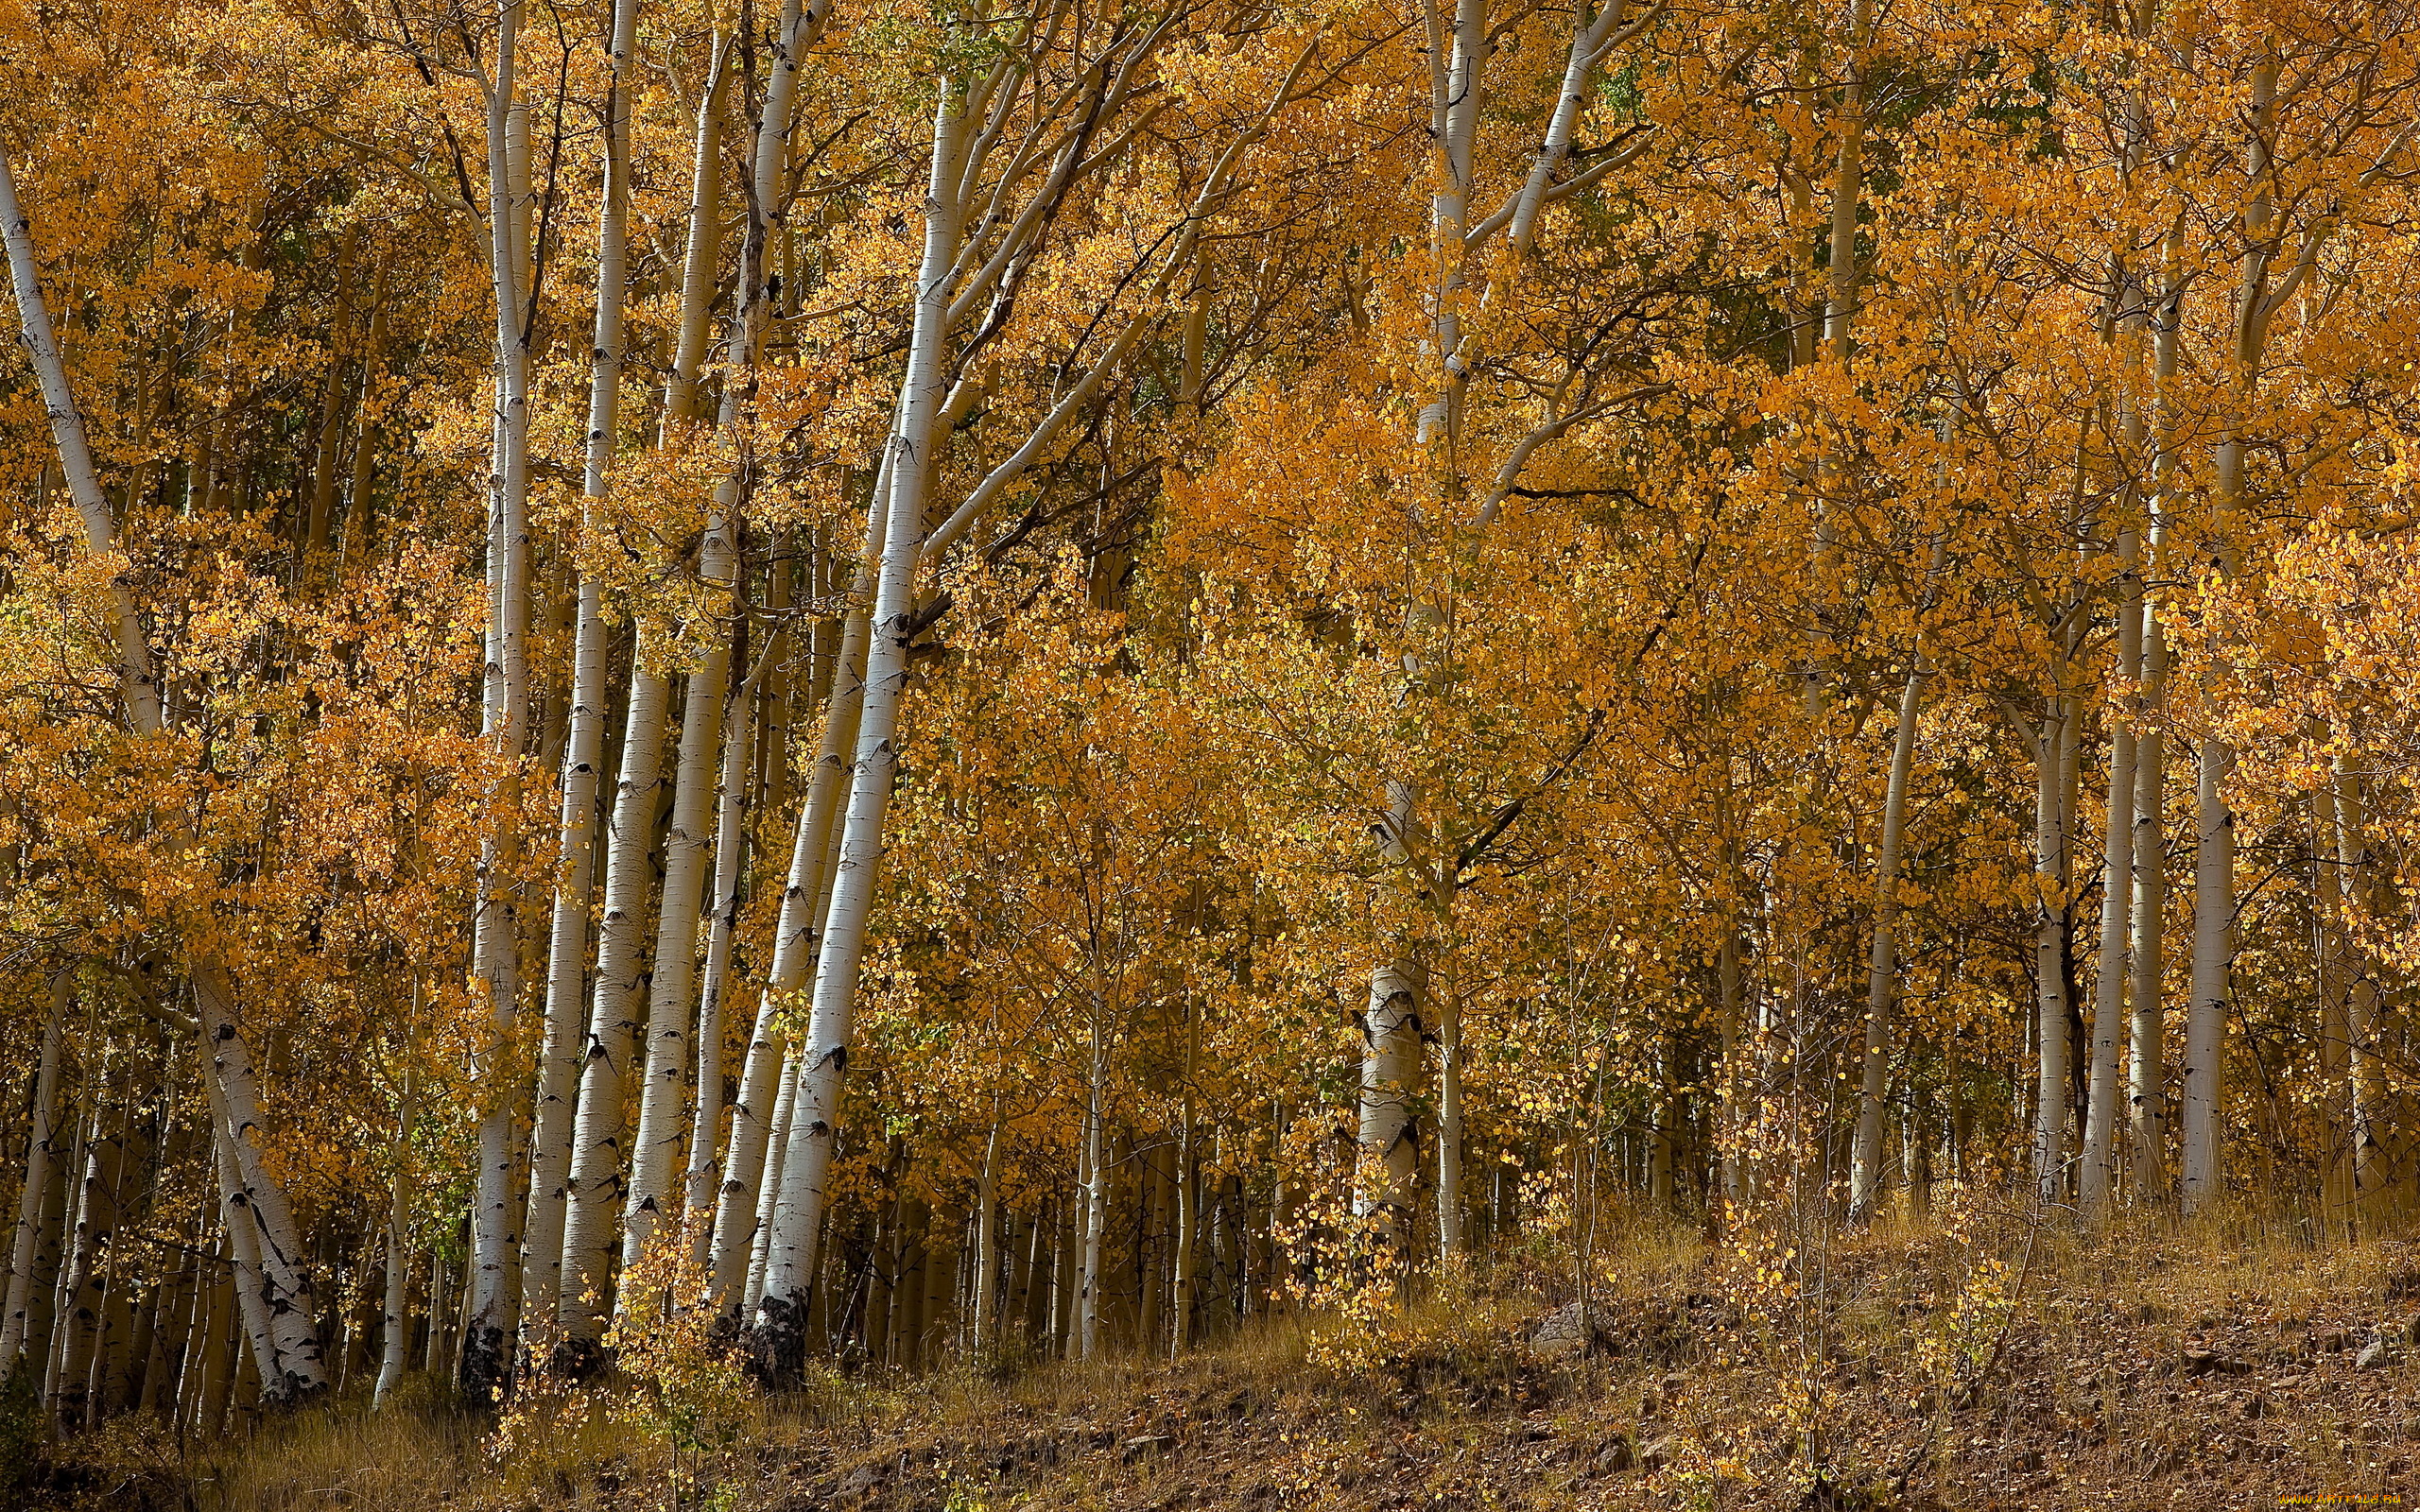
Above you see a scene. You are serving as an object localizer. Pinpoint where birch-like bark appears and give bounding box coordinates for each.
[1080,1036,1106,1361]
[1435,970,1463,1263]
[683,644,758,1259]
[621,593,735,1272]
[629,0,800,1263]
[2178,733,2233,1215]
[1497,2,1654,257]
[463,0,537,1398]
[557,658,670,1351]
[2080,536,2142,1218]
[0,975,65,1368]
[2033,699,2073,1202]
[1849,654,1925,1221]
[523,0,640,1343]
[663,39,732,430]
[2331,759,2385,1211]
[375,1030,417,1410]
[1355,961,1424,1236]
[972,1104,1003,1348]
[706,587,868,1307]
[700,0,864,1315]
[742,1062,799,1311]
[205,1108,279,1411]
[2126,609,2168,1196]
[751,77,976,1373]
[4,157,329,1378]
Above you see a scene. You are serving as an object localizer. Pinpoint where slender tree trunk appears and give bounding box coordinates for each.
[2,135,324,1402]
[2178,735,2232,1216]
[972,1103,1003,1349]
[376,1002,419,1410]
[621,594,735,1274]
[523,0,641,1347]
[204,1086,285,1404]
[2332,759,2386,1216]
[558,658,671,1353]
[463,0,538,1400]
[752,74,973,1374]
[1435,967,1463,1263]
[701,0,856,1318]
[302,232,359,558]
[1,975,66,1369]
[1172,1104,1194,1357]
[685,648,758,1259]
[2033,699,2073,1202]
[1851,657,1925,1220]
[742,1054,800,1312]
[2126,610,2169,1199]
[1080,1065,1105,1361]
[2081,536,2142,1218]
[337,270,389,563]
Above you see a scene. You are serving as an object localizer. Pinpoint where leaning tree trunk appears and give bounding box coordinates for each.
[750,75,974,1376]
[2,128,325,1404]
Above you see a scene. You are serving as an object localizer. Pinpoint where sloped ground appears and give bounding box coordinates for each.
[730,1230,2420,1512]
[34,1221,2420,1511]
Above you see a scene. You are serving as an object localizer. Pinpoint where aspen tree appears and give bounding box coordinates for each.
[525,0,643,1344]
[0,976,65,1368]
[463,0,538,1397]
[2080,531,2142,1217]
[0,148,327,1400]
[624,0,830,1280]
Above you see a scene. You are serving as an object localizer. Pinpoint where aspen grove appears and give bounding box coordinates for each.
[6,0,2420,1441]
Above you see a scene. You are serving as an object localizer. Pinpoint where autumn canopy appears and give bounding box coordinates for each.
[1,0,2418,1434]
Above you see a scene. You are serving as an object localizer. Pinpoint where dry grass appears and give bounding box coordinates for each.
[22,1208,2420,1511]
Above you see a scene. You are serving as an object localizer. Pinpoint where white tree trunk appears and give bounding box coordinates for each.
[4,138,331,1396]
[1435,972,1462,1263]
[2080,538,2142,1218]
[524,0,640,1344]
[699,0,863,1314]
[621,614,735,1274]
[1080,1044,1106,1361]
[1850,657,1925,1221]
[2032,701,2072,1202]
[683,649,759,1260]
[2177,736,2232,1214]
[2331,759,2385,1210]
[2126,609,2168,1197]
[664,39,732,430]
[464,0,537,1397]
[706,591,868,1307]
[741,1053,800,1312]
[1354,961,1424,1237]
[751,77,974,1373]
[558,661,672,1349]
[1,975,66,1370]
[204,1092,282,1404]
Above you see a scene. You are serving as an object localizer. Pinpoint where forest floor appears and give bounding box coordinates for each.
[37,1209,2420,1512]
